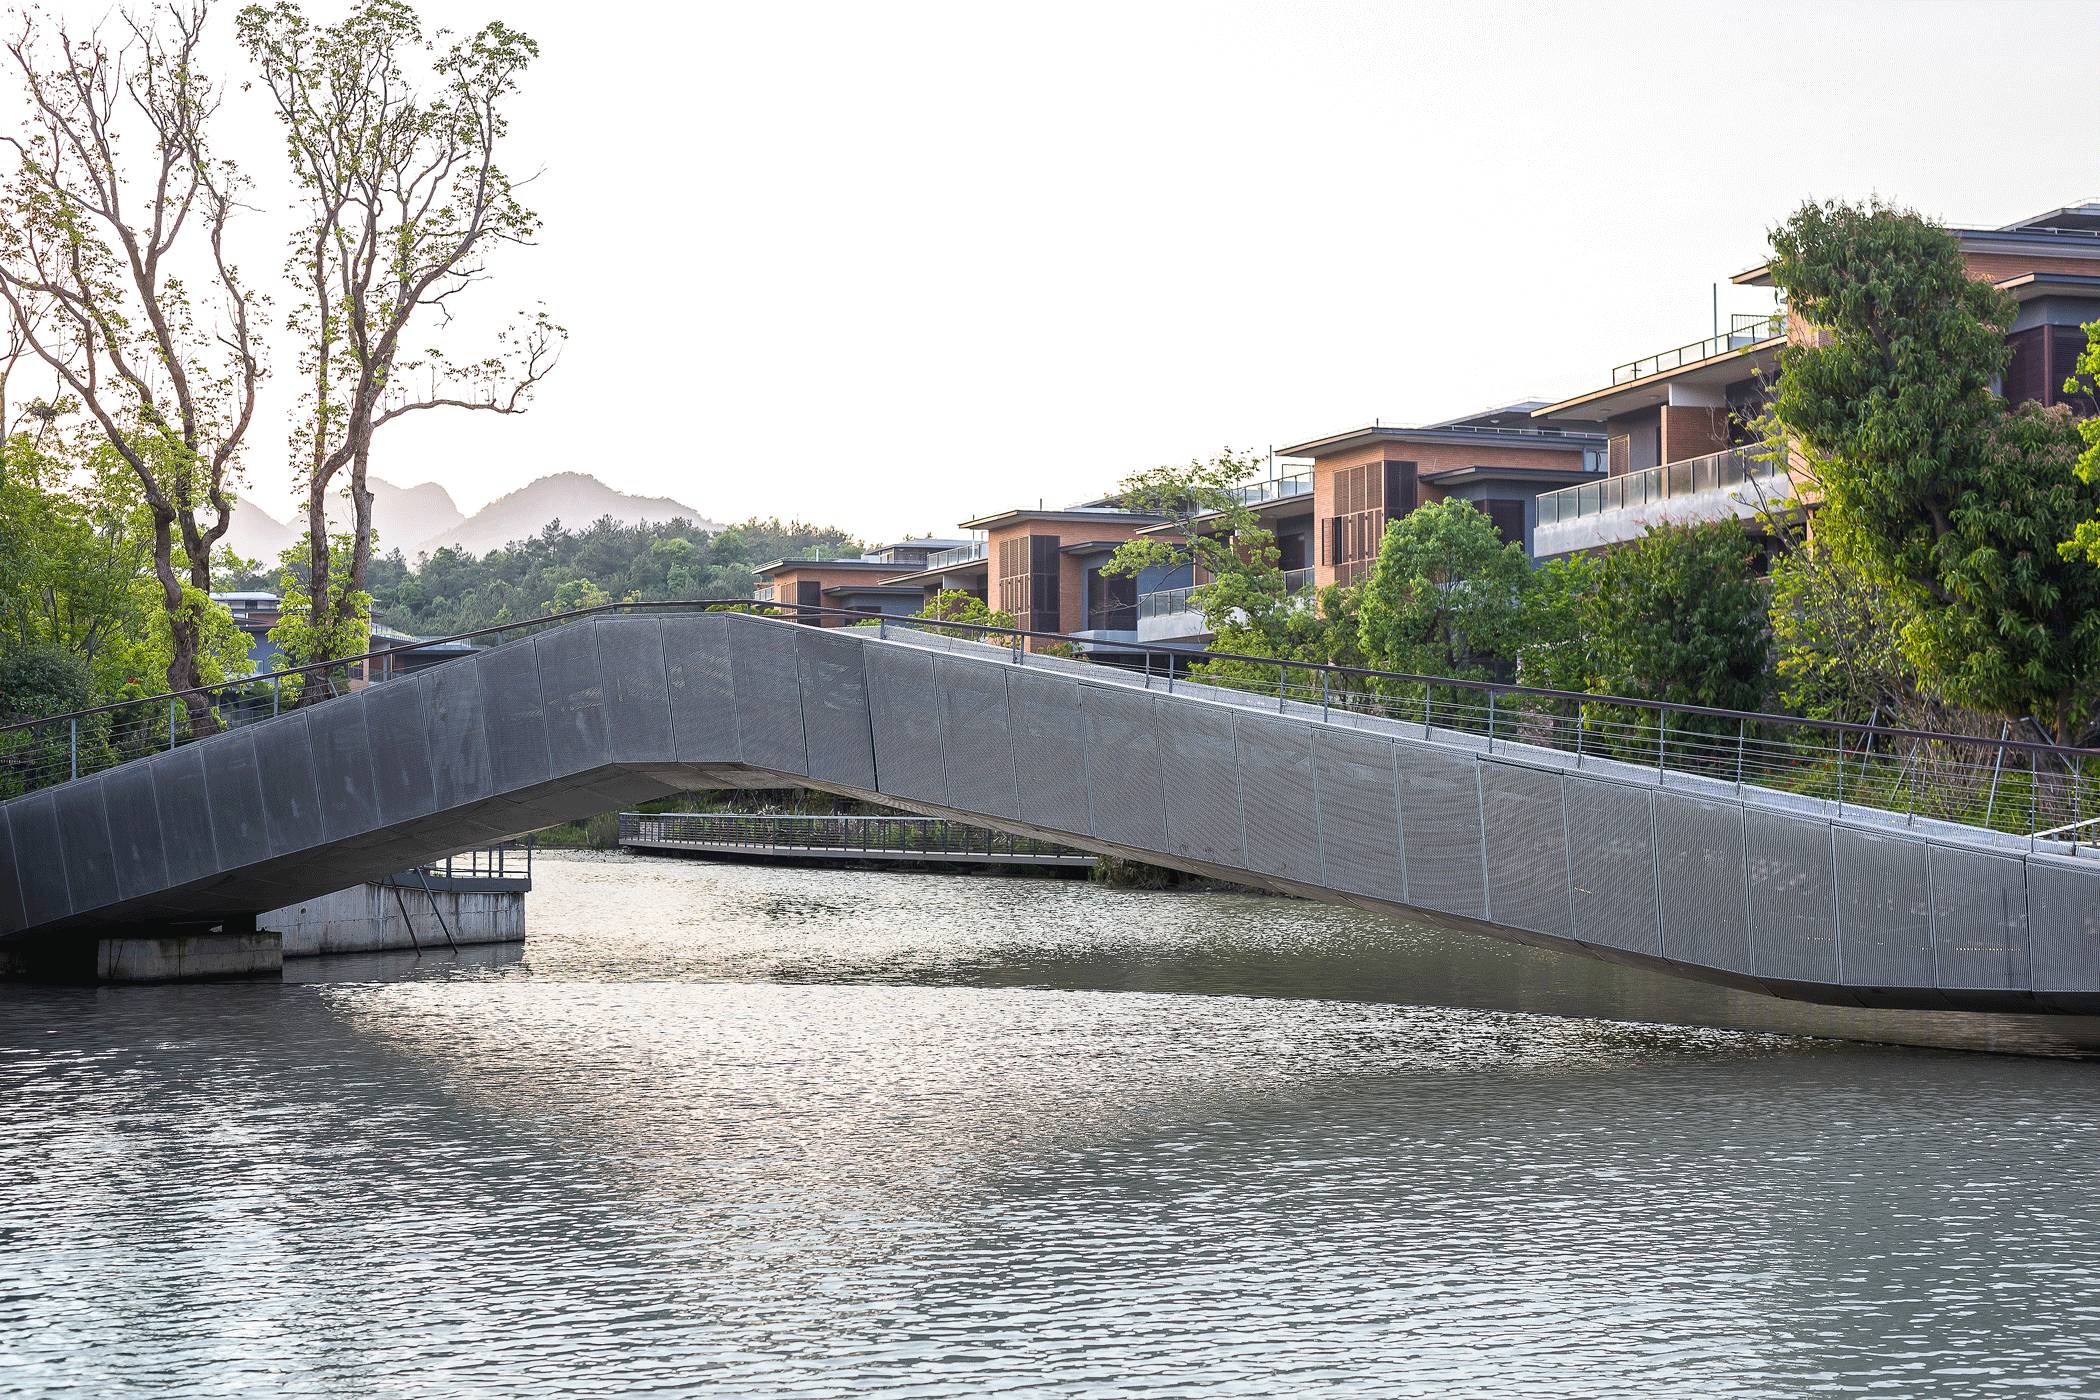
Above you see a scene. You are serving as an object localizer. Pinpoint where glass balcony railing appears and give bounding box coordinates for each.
[1534,446,1788,530]
[1611,312,1784,386]
[1137,568,1316,621]
[925,541,988,569]
[1228,472,1313,507]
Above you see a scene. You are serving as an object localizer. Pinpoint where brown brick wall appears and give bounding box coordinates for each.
[983,517,1147,650]
[1660,405,1730,464]
[759,565,915,623]
[1962,251,2100,284]
[1310,441,1589,587]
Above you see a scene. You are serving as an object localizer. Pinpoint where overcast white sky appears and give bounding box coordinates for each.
[31,0,2100,542]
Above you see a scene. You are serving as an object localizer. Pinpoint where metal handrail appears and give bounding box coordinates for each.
[1611,314,1784,385]
[6,593,2096,759]
[5,597,2098,852]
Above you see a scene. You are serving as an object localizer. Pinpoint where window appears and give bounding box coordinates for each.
[2051,326,2097,414]
[1480,499,1526,548]
[2005,327,2047,406]
[1084,567,1136,631]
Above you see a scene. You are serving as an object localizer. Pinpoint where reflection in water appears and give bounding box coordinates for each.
[3,851,2099,1398]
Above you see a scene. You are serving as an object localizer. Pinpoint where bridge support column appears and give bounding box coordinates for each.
[0,917,283,983]
[94,918,283,982]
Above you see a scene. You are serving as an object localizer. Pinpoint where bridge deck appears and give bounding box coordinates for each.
[2,610,2095,1017]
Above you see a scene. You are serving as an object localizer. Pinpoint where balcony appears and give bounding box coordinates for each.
[925,540,988,569]
[1136,568,1314,642]
[1229,472,1313,507]
[1531,446,1794,558]
[1612,312,1784,386]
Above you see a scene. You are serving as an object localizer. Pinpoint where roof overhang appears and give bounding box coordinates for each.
[1273,423,1604,459]
[1532,340,1781,423]
[957,507,1168,530]
[754,557,911,578]
[1995,271,2100,302]
[1736,227,2100,288]
[1421,465,1601,487]
[865,557,990,590]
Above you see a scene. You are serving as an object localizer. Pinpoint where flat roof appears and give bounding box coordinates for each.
[753,556,918,577]
[821,582,926,597]
[1735,222,2100,287]
[1532,338,1781,423]
[957,506,1168,530]
[1274,422,1604,458]
[864,557,991,590]
[1421,464,1600,486]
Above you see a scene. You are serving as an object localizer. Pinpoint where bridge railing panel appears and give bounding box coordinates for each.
[5,596,2097,855]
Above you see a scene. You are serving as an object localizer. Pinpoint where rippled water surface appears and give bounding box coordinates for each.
[5,852,2100,1398]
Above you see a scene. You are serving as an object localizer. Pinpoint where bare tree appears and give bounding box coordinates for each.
[0,2,263,733]
[238,0,561,692]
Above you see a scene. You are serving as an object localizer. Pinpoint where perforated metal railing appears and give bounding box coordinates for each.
[3,597,2096,853]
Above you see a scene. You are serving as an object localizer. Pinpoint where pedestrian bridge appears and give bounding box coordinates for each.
[3,610,2097,1014]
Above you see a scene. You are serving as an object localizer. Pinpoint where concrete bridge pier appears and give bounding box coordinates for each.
[0,914,283,983]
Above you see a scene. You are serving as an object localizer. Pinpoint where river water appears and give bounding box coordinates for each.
[3,852,2099,1398]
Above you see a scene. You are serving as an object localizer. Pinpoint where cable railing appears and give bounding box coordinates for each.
[4,595,2096,853]
[618,812,1088,862]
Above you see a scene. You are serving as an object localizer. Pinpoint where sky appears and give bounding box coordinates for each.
[22,0,2100,543]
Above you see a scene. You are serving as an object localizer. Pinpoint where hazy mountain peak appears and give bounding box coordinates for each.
[220,472,714,569]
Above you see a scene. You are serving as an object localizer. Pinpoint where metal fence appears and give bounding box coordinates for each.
[5,596,2097,855]
[402,838,534,886]
[618,812,1088,862]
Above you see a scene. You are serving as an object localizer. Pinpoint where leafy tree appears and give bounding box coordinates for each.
[1510,554,1597,694]
[0,3,266,735]
[268,533,370,702]
[2069,324,2100,563]
[1105,448,1274,593]
[239,0,561,695]
[0,644,102,795]
[542,577,613,614]
[1356,497,1531,686]
[1769,198,2100,743]
[1768,526,1928,725]
[0,430,249,710]
[1582,521,1769,714]
[916,589,1015,640]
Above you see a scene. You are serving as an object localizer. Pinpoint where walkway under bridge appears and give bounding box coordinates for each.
[2,607,2097,1020]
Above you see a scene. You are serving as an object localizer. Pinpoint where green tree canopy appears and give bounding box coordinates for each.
[1769,197,2100,743]
[1356,497,1531,685]
[1582,521,1769,713]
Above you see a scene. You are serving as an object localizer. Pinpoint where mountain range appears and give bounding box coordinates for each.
[224,472,722,566]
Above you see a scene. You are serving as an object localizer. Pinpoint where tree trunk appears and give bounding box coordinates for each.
[151,514,218,738]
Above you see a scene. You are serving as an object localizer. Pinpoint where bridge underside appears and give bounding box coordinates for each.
[4,613,2099,1019]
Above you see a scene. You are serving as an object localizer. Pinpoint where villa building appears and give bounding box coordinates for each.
[751,538,975,624]
[746,199,2100,661]
[1528,200,2100,561]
